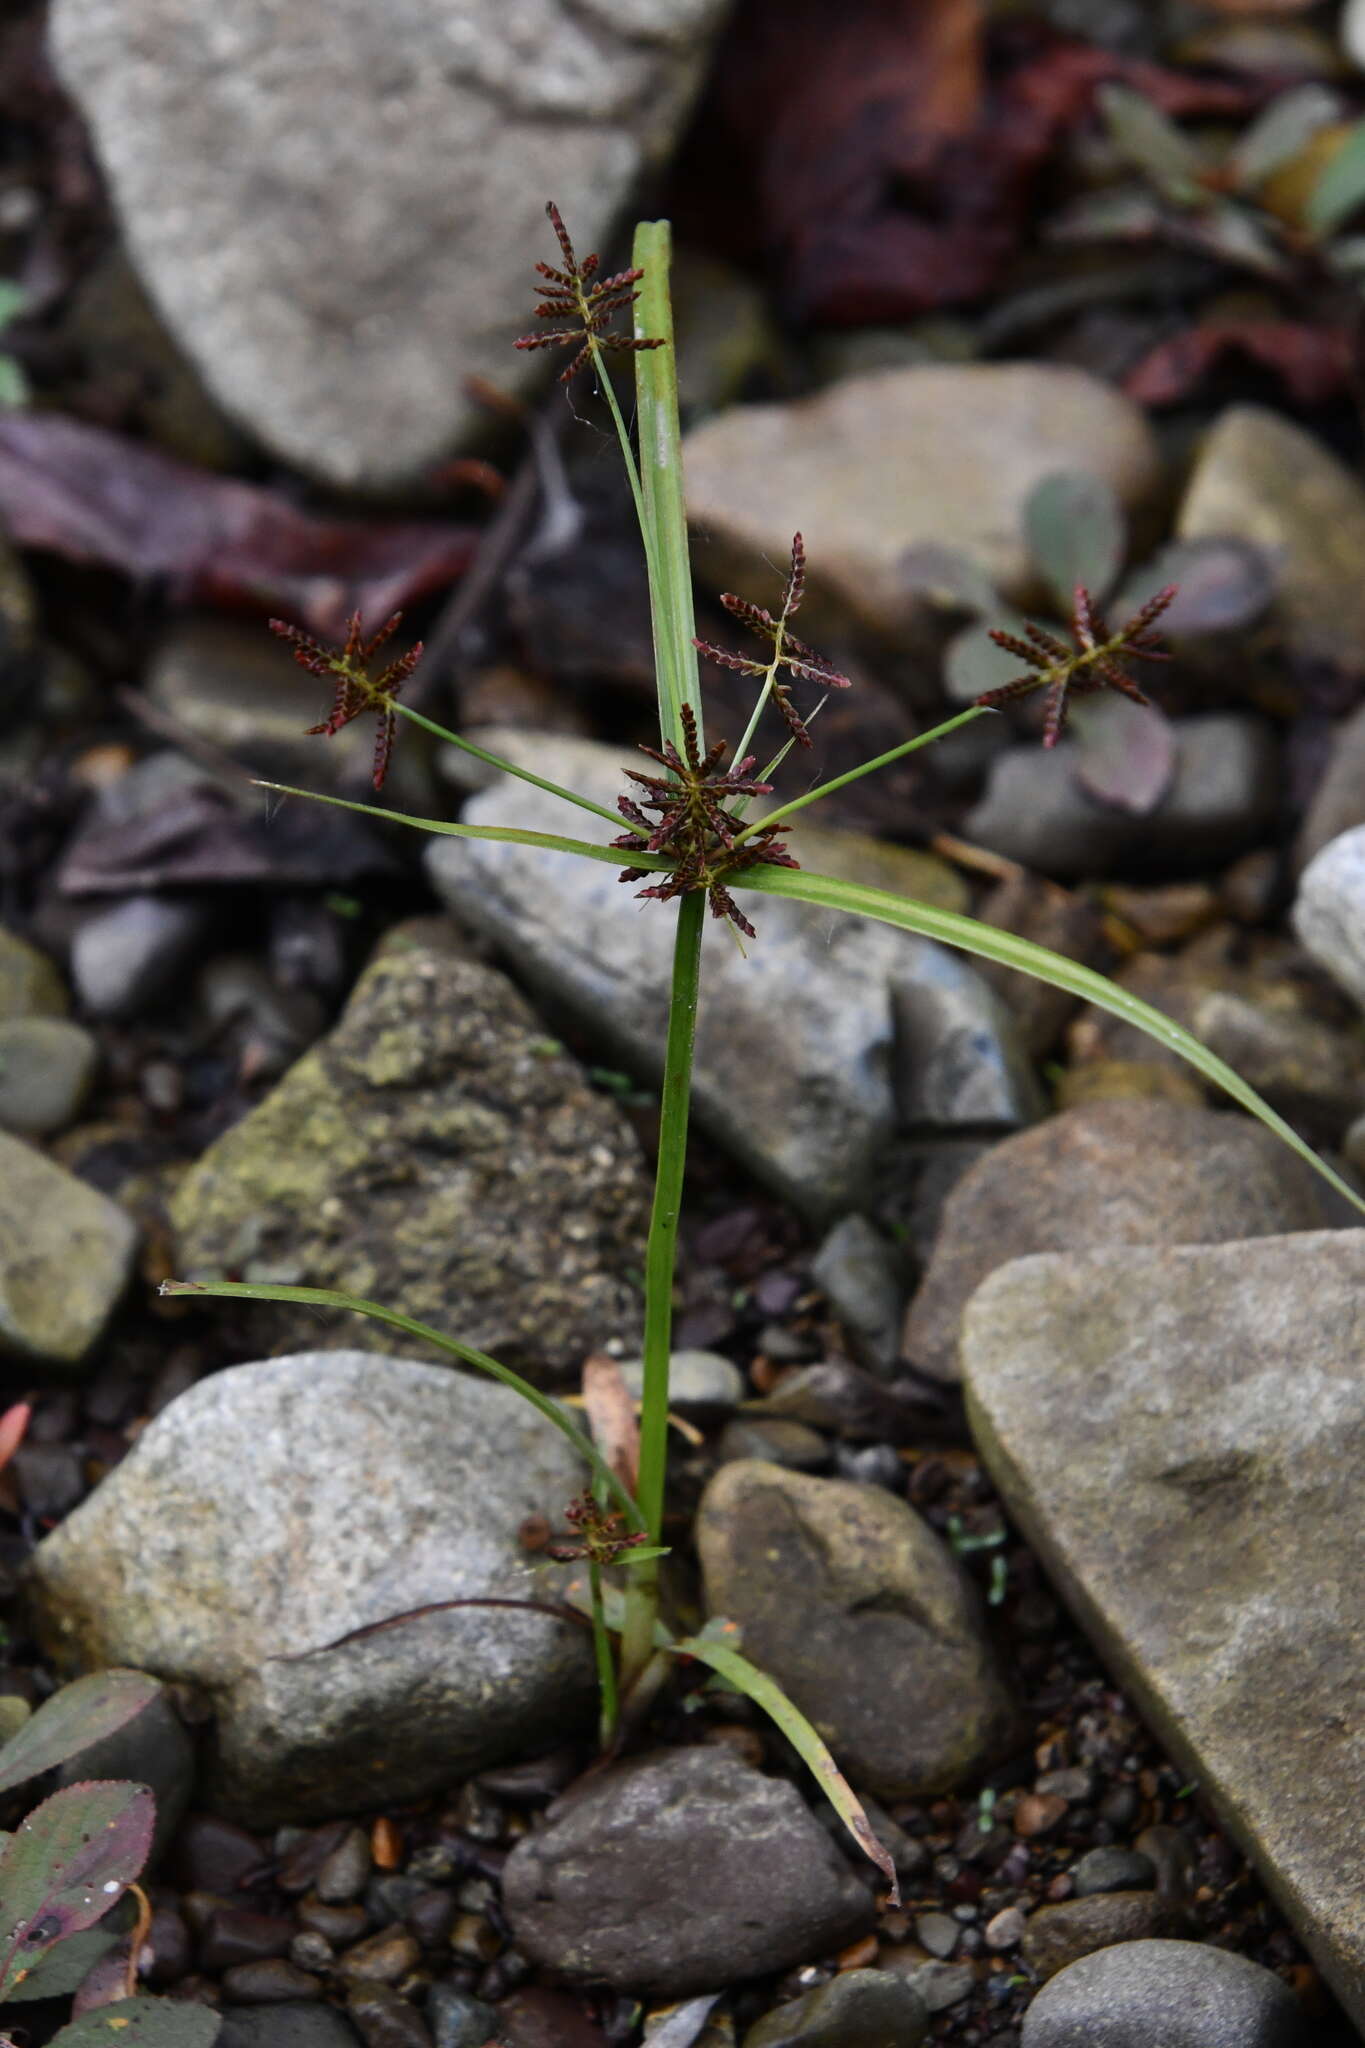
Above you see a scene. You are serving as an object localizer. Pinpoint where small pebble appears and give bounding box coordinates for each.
[1134,1825,1197,1902]
[297,1898,370,1944]
[317,1825,373,1904]
[1072,1847,1156,1898]
[1014,1793,1069,1839]
[742,1966,930,2047]
[0,1017,98,1136]
[336,1926,423,1987]
[1021,1892,1170,1981]
[348,1983,434,2048]
[915,1912,959,1959]
[221,1959,323,2003]
[1035,1768,1093,1803]
[891,1961,975,2014]
[984,1906,1027,1951]
[427,1981,499,2048]
[175,1815,269,1895]
[717,1416,828,1469]
[407,1888,458,1949]
[449,1911,500,1965]
[199,1907,297,1972]
[290,1932,335,1973]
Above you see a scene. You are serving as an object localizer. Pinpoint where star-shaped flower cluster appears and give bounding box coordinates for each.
[514,201,666,387]
[693,533,851,747]
[270,610,422,791]
[613,705,798,940]
[977,583,1176,747]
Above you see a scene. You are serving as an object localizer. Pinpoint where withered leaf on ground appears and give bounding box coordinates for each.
[670,1,1259,323]
[0,413,476,638]
[1124,318,1354,406]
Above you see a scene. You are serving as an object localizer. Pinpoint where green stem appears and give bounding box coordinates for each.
[732,705,987,844]
[633,221,704,752]
[620,888,706,1682]
[392,701,624,829]
[587,1558,619,1747]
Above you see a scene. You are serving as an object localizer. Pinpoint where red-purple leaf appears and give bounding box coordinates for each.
[1125,319,1353,408]
[1070,693,1176,815]
[0,413,476,639]
[0,1781,154,1998]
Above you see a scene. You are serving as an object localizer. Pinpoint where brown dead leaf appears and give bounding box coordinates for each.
[581,1354,640,1494]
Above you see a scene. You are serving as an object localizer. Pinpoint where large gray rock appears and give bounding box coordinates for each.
[1021,1939,1311,2048]
[963,717,1278,882]
[1293,826,1365,1015]
[0,1131,139,1365]
[1179,404,1365,678]
[696,1462,1015,1798]
[170,920,648,1374]
[426,732,1035,1218]
[903,1100,1336,1382]
[961,1232,1365,2032]
[682,365,1161,634]
[24,1350,597,1824]
[501,1745,875,1996]
[51,0,726,488]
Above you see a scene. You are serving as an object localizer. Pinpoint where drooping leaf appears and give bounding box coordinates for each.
[1069,693,1177,815]
[1307,115,1365,236]
[48,1998,221,2047]
[0,412,475,640]
[3,1926,118,2002]
[0,1781,154,1997]
[733,863,1365,1219]
[1024,472,1126,611]
[673,1625,900,1905]
[1124,319,1352,407]
[1114,539,1272,638]
[0,1673,161,1796]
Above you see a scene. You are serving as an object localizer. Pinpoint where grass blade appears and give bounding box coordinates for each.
[158,1278,644,1531]
[735,864,1365,1215]
[673,1628,900,1904]
[633,220,703,752]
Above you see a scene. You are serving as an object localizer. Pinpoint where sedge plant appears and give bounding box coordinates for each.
[164,203,1365,1894]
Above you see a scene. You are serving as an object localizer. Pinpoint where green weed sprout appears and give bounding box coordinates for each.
[164,202,1365,1896]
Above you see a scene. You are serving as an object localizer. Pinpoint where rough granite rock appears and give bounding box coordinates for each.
[0,1131,139,1366]
[1020,1939,1312,2048]
[682,364,1161,633]
[24,1350,597,1824]
[903,1100,1335,1382]
[696,1462,1015,1798]
[961,1232,1365,2030]
[1178,404,1365,679]
[425,732,1032,1219]
[170,920,648,1374]
[50,0,727,488]
[501,1746,875,1996]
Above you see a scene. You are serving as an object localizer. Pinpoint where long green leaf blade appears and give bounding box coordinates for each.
[735,864,1365,1215]
[255,782,670,872]
[673,1630,900,1905]
[633,220,703,751]
[158,1278,643,1531]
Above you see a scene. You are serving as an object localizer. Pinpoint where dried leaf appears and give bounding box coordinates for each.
[49,1999,221,2047]
[0,1781,154,1998]
[1024,472,1126,611]
[1124,318,1353,406]
[0,1675,161,1797]
[0,413,475,639]
[581,1354,640,1495]
[1070,693,1177,815]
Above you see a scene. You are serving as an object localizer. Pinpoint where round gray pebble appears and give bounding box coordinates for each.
[427,1982,499,2048]
[1071,1846,1157,1897]
[0,1017,97,1135]
[1021,1939,1312,2048]
[743,1968,930,2048]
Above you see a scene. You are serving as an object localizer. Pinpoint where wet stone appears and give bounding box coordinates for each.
[717,1417,829,1470]
[885,1960,975,2014]
[217,2008,362,2048]
[1019,1888,1174,1982]
[337,1927,423,1987]
[810,1216,907,1379]
[316,1826,372,1905]
[1020,1938,1313,2047]
[221,1958,324,2002]
[298,1900,371,1946]
[742,1967,930,2048]
[427,1984,498,2048]
[346,1984,434,2048]
[199,1907,297,1973]
[174,1815,269,1895]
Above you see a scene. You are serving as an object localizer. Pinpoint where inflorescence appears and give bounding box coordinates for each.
[975,583,1176,747]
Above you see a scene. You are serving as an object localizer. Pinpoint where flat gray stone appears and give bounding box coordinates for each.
[426,732,1029,1218]
[696,1462,1015,1798]
[501,1746,875,1997]
[1179,403,1365,679]
[683,364,1160,633]
[0,1018,98,1136]
[24,1350,597,1823]
[904,1100,1335,1382]
[1021,1939,1311,2048]
[1294,826,1365,1015]
[170,920,648,1374]
[0,1131,139,1365]
[51,0,726,488]
[961,1232,1365,2030]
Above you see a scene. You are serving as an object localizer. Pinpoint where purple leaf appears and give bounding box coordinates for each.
[0,1781,154,1998]
[1070,693,1176,815]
